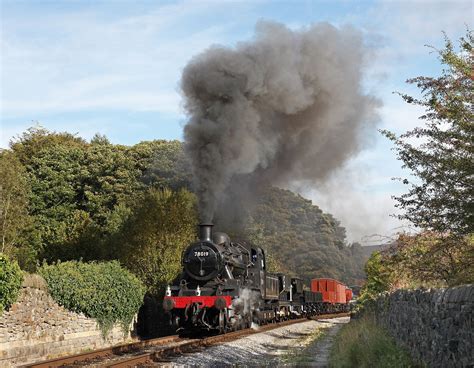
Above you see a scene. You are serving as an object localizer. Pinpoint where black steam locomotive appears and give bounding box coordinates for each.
[163,224,349,333]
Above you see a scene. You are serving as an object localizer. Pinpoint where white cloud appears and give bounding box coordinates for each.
[1,2,243,118]
[377,1,472,55]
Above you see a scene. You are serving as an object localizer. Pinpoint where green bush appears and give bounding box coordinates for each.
[0,253,24,314]
[38,260,145,336]
[329,314,415,368]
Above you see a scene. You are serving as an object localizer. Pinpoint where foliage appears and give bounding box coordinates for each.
[6,126,192,264]
[0,253,24,314]
[0,150,33,261]
[383,232,473,288]
[329,314,415,368]
[247,187,370,285]
[133,140,191,190]
[9,126,86,164]
[358,252,393,308]
[117,188,197,296]
[358,233,473,308]
[244,218,292,275]
[38,260,145,336]
[381,29,473,235]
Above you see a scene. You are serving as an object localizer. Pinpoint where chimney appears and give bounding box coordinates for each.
[198,223,214,242]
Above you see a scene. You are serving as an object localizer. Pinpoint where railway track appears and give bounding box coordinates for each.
[22,313,350,368]
[18,335,181,368]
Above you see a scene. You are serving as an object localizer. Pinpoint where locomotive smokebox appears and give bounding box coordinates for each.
[198,223,214,242]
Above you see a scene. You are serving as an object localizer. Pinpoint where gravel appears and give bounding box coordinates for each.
[155,316,350,368]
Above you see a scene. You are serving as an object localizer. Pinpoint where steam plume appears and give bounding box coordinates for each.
[182,21,380,222]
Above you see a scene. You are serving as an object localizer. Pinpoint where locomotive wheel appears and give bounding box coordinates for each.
[218,310,227,334]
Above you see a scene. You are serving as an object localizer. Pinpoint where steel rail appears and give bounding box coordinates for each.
[19,335,181,368]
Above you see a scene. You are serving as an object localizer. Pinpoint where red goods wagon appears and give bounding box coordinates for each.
[311,278,348,304]
[336,283,346,304]
[345,288,353,302]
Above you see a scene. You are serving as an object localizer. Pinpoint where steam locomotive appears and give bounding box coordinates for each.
[163,224,352,333]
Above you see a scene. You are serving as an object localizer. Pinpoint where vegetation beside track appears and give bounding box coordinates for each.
[328,314,415,368]
[38,260,145,336]
[0,253,23,313]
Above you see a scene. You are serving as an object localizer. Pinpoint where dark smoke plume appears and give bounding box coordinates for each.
[182,21,380,222]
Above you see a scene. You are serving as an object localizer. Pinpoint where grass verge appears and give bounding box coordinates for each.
[280,324,326,366]
[328,314,417,368]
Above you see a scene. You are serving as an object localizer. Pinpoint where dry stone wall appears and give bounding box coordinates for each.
[374,284,473,368]
[0,286,132,367]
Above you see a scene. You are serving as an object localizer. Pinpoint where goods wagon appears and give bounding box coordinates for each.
[311,278,348,304]
[345,288,353,302]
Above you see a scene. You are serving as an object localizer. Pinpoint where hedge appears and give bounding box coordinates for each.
[0,253,24,314]
[39,260,146,336]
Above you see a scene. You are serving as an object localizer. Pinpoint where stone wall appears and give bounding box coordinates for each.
[0,285,133,367]
[374,284,473,368]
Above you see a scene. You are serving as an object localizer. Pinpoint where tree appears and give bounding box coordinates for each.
[131,140,192,190]
[10,126,86,164]
[358,251,393,307]
[0,151,31,257]
[117,188,198,296]
[385,232,474,287]
[381,29,473,235]
[245,187,368,285]
[6,127,198,265]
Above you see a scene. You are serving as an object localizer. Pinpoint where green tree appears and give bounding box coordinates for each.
[131,140,191,190]
[9,128,193,263]
[358,251,393,307]
[381,29,473,235]
[0,151,34,262]
[246,187,368,285]
[117,188,198,296]
[10,126,86,164]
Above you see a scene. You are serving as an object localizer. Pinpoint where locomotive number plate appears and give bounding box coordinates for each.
[194,251,209,257]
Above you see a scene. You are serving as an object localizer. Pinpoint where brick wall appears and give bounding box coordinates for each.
[0,286,133,367]
[374,285,473,368]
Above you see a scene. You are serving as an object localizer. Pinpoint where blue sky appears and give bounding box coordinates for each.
[1,0,472,242]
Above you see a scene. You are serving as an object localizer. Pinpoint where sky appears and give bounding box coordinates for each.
[1,0,472,243]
